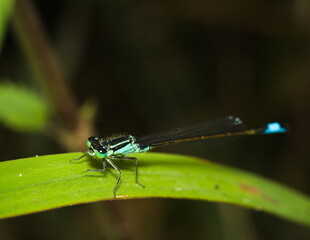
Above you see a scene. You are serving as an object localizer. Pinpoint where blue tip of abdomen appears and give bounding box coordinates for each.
[264,122,288,134]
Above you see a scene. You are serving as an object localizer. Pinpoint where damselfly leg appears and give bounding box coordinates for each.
[112,156,145,189]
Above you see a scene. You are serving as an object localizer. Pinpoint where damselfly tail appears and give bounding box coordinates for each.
[252,122,289,135]
[135,116,289,149]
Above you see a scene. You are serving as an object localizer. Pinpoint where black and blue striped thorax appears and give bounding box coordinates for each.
[87,134,151,159]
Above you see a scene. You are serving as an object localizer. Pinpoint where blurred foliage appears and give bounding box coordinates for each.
[0,0,14,52]
[0,81,49,132]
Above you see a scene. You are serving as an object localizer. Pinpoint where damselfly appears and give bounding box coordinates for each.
[72,116,288,198]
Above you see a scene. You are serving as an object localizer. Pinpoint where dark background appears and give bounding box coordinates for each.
[0,0,310,239]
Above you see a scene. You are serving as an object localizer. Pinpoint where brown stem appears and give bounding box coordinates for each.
[12,0,79,130]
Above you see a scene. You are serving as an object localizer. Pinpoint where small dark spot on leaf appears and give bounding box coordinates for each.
[214,185,220,190]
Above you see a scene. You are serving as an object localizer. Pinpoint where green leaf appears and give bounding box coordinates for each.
[0,152,309,227]
[0,81,49,132]
[0,0,14,52]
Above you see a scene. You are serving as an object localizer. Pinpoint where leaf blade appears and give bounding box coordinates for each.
[0,152,309,227]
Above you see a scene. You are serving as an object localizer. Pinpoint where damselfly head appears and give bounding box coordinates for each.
[87,136,107,159]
